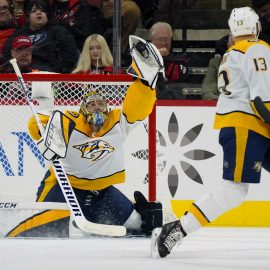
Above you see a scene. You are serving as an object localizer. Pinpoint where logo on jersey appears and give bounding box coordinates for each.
[253,161,262,173]
[73,140,115,161]
[223,160,229,168]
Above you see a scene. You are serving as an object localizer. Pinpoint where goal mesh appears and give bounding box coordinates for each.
[0,74,155,202]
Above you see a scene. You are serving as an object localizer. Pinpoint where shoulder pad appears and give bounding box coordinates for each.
[229,39,267,54]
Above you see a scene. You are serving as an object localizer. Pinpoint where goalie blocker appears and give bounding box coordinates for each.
[37,110,76,160]
[134,191,163,236]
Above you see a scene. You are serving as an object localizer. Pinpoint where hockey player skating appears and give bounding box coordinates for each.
[27,36,164,236]
[152,6,270,257]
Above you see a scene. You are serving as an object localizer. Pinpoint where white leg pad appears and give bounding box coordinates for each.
[123,209,142,230]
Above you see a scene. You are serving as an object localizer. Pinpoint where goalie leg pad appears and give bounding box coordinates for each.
[134,191,163,235]
[127,35,165,89]
[37,110,75,160]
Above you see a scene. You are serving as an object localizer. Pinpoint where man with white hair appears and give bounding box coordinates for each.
[149,21,189,96]
[150,22,173,58]
[151,6,270,258]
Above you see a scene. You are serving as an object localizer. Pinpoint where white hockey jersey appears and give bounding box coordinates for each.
[214,39,270,139]
[28,79,156,191]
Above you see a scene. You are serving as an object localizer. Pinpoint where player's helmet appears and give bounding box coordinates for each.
[228,7,261,37]
[80,90,108,130]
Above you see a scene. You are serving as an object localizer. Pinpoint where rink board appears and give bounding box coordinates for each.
[0,101,270,228]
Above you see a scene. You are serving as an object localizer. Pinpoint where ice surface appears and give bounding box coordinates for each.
[0,227,270,270]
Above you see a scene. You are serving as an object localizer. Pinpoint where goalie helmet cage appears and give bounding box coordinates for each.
[0,73,157,201]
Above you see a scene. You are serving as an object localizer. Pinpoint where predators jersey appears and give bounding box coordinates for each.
[214,39,270,139]
[28,79,156,191]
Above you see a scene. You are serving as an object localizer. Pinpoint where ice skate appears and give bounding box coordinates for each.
[151,220,186,258]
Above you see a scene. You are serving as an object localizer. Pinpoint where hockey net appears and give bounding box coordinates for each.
[0,73,157,205]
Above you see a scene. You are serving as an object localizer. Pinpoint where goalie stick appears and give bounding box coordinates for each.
[253,96,270,125]
[9,59,126,237]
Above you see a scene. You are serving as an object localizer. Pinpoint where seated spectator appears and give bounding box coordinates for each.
[201,34,234,100]
[150,22,189,83]
[0,0,16,71]
[152,0,198,26]
[2,35,52,73]
[46,0,71,21]
[3,0,78,73]
[134,0,158,28]
[11,0,27,27]
[101,0,141,57]
[62,0,105,51]
[48,0,140,65]
[201,55,222,100]
[72,34,113,74]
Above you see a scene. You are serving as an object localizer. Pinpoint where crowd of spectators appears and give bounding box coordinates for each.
[1,0,270,100]
[0,0,142,73]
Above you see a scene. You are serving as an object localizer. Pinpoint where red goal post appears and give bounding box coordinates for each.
[0,73,157,201]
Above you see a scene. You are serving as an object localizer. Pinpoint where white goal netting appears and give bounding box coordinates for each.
[0,74,154,202]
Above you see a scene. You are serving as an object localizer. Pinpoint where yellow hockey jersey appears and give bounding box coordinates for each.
[214,39,270,139]
[28,79,156,191]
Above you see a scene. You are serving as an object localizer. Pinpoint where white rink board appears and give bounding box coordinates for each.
[0,105,270,202]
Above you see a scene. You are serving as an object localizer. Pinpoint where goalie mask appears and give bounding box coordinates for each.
[80,91,108,131]
[228,7,261,38]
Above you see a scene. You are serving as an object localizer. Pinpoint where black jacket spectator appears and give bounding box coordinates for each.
[252,0,270,44]
[0,0,17,71]
[69,1,105,51]
[1,35,53,73]
[3,0,78,73]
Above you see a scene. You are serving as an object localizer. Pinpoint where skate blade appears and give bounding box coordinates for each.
[150,227,162,258]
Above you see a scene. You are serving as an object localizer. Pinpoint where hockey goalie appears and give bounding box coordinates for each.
[6,36,165,238]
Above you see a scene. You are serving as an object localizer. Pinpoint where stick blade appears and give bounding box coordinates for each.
[254,96,270,125]
[77,218,126,237]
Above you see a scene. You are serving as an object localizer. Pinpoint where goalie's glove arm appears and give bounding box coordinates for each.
[122,79,156,124]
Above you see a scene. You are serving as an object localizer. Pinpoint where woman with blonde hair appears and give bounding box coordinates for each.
[72,34,113,74]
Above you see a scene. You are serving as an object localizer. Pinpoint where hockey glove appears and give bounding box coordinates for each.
[134,191,163,236]
[127,35,164,89]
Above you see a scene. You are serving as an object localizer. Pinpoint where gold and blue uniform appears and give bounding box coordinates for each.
[214,39,270,183]
[26,79,156,229]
